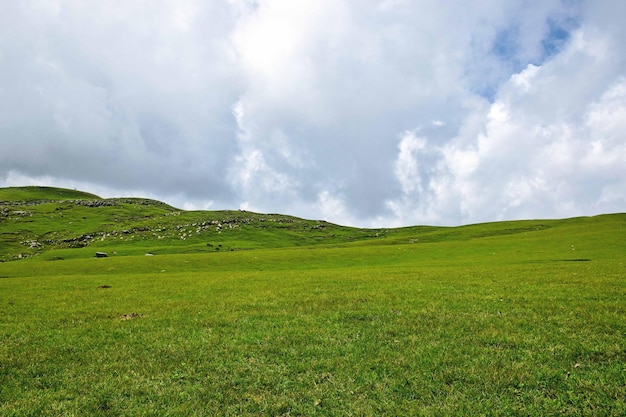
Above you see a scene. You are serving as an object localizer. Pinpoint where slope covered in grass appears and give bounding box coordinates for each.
[3,186,623,264]
[1,186,391,261]
[0,186,101,202]
[0,202,625,415]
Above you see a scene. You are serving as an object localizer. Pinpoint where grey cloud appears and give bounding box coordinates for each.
[0,1,240,201]
[1,1,624,226]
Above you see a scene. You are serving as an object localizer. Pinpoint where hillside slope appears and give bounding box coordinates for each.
[1,186,624,262]
[0,186,101,202]
[0,186,388,261]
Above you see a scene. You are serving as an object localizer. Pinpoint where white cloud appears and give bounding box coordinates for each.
[394,131,427,196]
[316,190,353,225]
[1,1,624,226]
[423,26,626,224]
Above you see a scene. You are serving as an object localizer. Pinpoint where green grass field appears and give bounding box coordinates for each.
[1,187,625,415]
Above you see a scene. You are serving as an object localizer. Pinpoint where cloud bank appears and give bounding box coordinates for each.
[1,0,624,226]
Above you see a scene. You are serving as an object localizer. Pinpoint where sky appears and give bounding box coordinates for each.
[1,0,625,227]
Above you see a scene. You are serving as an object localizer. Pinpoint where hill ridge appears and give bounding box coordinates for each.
[1,186,624,262]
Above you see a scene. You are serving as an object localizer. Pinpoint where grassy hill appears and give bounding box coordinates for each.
[0,185,102,202]
[0,186,392,261]
[1,186,625,415]
[3,186,622,263]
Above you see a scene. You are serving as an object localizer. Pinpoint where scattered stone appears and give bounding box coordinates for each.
[21,240,42,249]
[121,313,141,320]
[95,252,108,258]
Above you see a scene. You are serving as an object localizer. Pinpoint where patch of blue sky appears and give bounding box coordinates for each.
[541,16,580,59]
[475,11,581,102]
[471,83,499,104]
[490,18,578,72]
[492,25,521,66]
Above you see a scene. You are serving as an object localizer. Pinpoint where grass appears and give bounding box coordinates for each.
[1,187,625,415]
[0,186,102,202]
[0,187,386,261]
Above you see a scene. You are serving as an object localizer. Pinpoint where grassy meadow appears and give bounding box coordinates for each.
[1,187,625,415]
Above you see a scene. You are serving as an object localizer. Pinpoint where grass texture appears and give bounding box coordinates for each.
[1,187,625,416]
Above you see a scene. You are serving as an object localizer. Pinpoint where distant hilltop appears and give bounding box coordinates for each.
[1,186,624,264]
